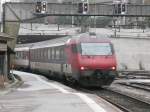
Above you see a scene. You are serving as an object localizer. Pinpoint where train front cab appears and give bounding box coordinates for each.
[66,38,117,87]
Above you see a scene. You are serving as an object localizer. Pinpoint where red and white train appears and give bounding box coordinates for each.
[14,33,117,87]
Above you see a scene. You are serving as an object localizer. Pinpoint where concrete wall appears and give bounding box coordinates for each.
[5,22,20,50]
[111,38,150,71]
[22,0,112,3]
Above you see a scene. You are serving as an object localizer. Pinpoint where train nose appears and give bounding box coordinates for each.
[93,69,116,79]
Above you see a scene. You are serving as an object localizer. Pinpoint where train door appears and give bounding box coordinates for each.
[64,45,71,74]
[70,44,80,79]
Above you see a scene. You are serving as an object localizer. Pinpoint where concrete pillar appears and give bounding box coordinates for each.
[0,53,4,87]
[0,75,4,88]
[4,52,8,82]
[0,51,9,87]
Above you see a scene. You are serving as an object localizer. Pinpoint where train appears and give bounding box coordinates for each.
[14,33,117,87]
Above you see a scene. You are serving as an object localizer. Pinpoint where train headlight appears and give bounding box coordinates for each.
[80,66,85,70]
[80,66,88,70]
[111,66,116,70]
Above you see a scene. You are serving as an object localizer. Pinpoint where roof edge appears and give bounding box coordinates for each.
[0,32,14,41]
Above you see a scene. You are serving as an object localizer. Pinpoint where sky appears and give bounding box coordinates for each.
[1,0,11,4]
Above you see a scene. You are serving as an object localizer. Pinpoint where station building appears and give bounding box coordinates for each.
[0,32,13,87]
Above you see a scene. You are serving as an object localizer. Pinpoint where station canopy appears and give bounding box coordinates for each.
[0,32,14,52]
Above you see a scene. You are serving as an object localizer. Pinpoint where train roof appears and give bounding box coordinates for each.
[14,47,29,51]
[16,33,111,50]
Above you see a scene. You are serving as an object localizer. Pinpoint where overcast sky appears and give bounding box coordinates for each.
[1,0,11,3]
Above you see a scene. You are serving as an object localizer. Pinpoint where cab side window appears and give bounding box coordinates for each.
[71,44,77,53]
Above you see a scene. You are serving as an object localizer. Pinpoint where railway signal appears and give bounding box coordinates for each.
[78,2,83,13]
[35,2,42,13]
[114,3,126,15]
[121,3,126,14]
[41,1,47,14]
[83,3,89,14]
[78,1,89,14]
[35,1,47,14]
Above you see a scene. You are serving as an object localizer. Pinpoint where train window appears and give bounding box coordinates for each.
[37,49,40,60]
[62,49,65,60]
[39,49,41,60]
[44,49,47,59]
[26,52,28,59]
[34,50,36,60]
[54,48,56,60]
[40,49,43,59]
[42,49,44,59]
[22,52,24,59]
[48,48,51,60]
[23,52,27,59]
[18,52,20,59]
[20,52,23,59]
[18,52,20,58]
[35,50,37,60]
[46,49,48,59]
[34,49,38,60]
[15,52,19,59]
[60,48,62,59]
[50,48,52,59]
[30,50,33,60]
[37,49,39,59]
[55,48,60,60]
[81,43,112,55]
[51,48,54,59]
[46,48,48,59]
[17,52,20,59]
[48,48,50,59]
[60,46,64,59]
[31,50,33,60]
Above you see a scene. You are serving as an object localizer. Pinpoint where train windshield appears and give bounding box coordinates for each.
[81,43,113,55]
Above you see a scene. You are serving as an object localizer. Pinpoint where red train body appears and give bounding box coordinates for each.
[15,33,117,87]
[64,34,117,86]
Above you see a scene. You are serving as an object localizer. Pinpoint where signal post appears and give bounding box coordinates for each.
[77,0,89,33]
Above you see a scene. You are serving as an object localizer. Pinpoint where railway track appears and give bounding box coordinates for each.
[76,87,150,112]
[47,71,150,112]
[59,74,150,112]
[119,71,150,76]
[118,71,150,79]
[118,82,150,92]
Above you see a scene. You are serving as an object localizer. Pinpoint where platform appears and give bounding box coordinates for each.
[0,70,122,112]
